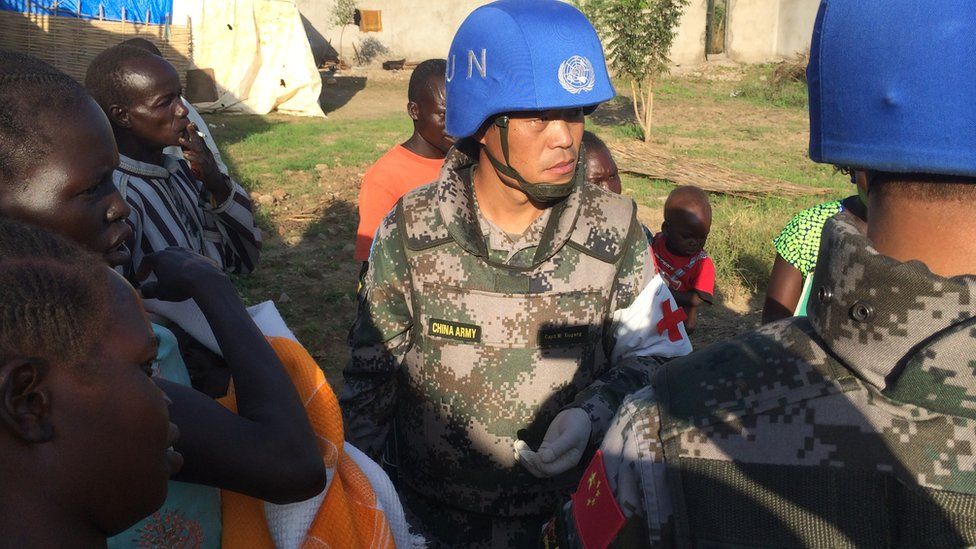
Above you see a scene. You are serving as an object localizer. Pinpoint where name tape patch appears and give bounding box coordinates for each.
[539,325,589,348]
[428,319,482,343]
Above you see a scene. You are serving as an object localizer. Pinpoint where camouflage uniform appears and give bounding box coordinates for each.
[555,211,976,547]
[341,146,692,548]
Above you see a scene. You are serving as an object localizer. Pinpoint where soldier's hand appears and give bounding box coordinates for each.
[514,408,591,478]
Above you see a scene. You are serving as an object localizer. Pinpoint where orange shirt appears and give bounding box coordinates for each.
[354,145,444,261]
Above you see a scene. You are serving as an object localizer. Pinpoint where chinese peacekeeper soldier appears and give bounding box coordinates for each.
[339,1,693,547]
[550,0,976,547]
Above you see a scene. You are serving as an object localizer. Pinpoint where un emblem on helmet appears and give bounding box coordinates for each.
[558,56,595,94]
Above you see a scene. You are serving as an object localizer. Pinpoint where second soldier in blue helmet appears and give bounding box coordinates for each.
[340,1,693,546]
[551,0,976,546]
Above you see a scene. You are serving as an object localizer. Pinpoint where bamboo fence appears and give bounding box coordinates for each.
[0,7,192,83]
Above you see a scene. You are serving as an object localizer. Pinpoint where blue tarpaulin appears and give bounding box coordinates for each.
[0,0,173,24]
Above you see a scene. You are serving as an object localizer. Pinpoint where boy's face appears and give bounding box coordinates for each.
[49,271,180,535]
[584,145,622,194]
[0,98,132,266]
[116,55,190,149]
[411,76,453,155]
[481,108,585,186]
[663,207,711,256]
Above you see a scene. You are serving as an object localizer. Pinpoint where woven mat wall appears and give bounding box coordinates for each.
[0,10,192,84]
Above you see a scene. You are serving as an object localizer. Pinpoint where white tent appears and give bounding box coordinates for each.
[172,0,323,117]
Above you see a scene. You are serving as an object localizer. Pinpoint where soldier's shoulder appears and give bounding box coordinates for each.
[400,179,440,207]
[653,319,846,428]
[397,181,450,251]
[571,184,638,263]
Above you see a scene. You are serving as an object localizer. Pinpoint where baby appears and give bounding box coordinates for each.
[651,186,715,333]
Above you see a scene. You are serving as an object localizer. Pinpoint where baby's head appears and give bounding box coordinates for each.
[582,131,622,194]
[662,186,712,256]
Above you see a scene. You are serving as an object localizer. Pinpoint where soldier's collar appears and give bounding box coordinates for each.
[808,212,976,392]
[436,146,583,267]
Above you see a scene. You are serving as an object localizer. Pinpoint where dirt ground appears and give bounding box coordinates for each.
[219,64,838,385]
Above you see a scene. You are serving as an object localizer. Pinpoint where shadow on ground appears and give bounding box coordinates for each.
[320,75,368,115]
[590,97,638,126]
[691,252,768,349]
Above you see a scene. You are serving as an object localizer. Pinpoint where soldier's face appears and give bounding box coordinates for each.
[482,108,585,185]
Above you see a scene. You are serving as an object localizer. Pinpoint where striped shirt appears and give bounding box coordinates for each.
[115,153,261,279]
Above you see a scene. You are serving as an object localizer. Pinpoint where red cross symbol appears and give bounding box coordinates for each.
[657,300,687,342]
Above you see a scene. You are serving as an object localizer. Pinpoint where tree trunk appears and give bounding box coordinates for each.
[339,25,347,63]
[629,80,643,140]
[644,86,655,142]
[632,79,650,143]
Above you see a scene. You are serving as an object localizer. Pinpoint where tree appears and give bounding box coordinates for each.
[577,0,688,142]
[331,0,357,63]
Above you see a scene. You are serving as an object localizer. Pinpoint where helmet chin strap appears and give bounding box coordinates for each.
[483,115,579,205]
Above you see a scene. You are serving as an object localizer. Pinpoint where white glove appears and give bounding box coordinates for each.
[513,408,591,478]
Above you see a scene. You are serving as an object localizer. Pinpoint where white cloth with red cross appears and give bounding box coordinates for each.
[610,272,693,363]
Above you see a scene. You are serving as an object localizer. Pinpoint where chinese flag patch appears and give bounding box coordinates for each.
[571,450,625,549]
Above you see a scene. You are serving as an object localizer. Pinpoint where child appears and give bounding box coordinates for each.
[0,219,179,546]
[651,186,715,333]
[0,50,324,546]
[355,58,451,262]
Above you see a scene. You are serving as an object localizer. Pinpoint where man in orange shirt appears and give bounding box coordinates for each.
[354,59,452,261]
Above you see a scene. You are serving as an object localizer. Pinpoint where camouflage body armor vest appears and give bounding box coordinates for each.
[652,215,976,548]
[393,174,639,516]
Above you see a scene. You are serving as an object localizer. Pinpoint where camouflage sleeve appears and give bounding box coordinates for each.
[554,386,674,547]
[569,220,692,445]
[339,209,414,460]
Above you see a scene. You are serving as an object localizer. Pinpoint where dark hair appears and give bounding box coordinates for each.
[85,44,158,112]
[664,185,712,222]
[0,219,110,368]
[408,58,447,103]
[582,130,608,150]
[0,50,91,184]
[119,37,163,57]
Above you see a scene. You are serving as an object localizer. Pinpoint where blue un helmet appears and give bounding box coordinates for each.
[808,0,976,177]
[445,0,614,201]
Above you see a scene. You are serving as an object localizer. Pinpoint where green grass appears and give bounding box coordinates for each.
[210,114,411,195]
[592,69,848,303]
[206,67,851,363]
[731,63,809,110]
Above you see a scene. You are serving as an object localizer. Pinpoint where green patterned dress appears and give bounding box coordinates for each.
[773,200,844,316]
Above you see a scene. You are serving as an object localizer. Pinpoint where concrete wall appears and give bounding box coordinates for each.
[725,0,780,62]
[295,0,819,67]
[295,0,489,61]
[670,0,708,66]
[776,0,820,57]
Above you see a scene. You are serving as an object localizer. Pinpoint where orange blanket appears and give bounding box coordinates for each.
[358,9,383,32]
[218,337,395,548]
